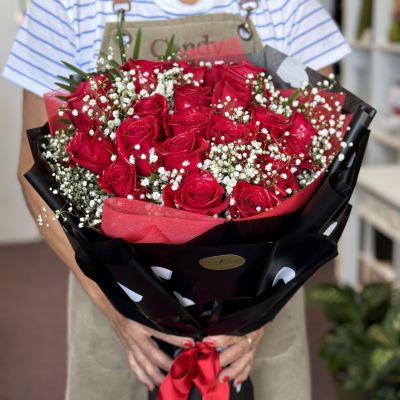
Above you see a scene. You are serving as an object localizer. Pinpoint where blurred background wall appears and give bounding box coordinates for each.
[0,0,39,244]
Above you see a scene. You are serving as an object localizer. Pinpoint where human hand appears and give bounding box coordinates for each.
[203,326,266,387]
[110,314,195,391]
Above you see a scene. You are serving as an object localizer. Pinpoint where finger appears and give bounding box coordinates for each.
[218,352,253,383]
[127,352,155,391]
[149,329,194,348]
[219,338,250,368]
[202,335,240,348]
[233,364,253,387]
[131,343,166,387]
[144,337,174,372]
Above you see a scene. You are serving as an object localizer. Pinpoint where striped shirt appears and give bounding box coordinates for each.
[3,0,350,97]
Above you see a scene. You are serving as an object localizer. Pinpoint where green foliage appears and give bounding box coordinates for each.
[116,17,126,64]
[61,61,89,79]
[132,28,142,59]
[160,35,179,60]
[308,282,400,397]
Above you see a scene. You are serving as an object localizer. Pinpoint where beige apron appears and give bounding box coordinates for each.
[66,7,311,400]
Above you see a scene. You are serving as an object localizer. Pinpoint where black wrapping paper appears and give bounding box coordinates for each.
[25,44,376,339]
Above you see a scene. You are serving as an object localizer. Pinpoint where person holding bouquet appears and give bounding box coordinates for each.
[3,0,350,399]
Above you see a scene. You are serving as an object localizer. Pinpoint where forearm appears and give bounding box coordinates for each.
[21,173,123,323]
[19,90,123,326]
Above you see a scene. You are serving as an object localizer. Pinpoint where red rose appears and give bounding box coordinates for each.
[163,170,229,215]
[260,158,299,197]
[157,130,208,173]
[121,59,168,74]
[253,106,292,140]
[121,59,170,91]
[166,106,213,137]
[285,112,317,156]
[134,94,168,119]
[211,78,252,114]
[116,116,161,175]
[220,61,264,87]
[174,85,211,111]
[98,158,137,198]
[206,115,255,144]
[231,181,280,218]
[67,74,112,131]
[177,61,208,84]
[66,129,116,174]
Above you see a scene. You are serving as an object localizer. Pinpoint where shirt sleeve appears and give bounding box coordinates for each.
[2,0,77,97]
[283,0,351,70]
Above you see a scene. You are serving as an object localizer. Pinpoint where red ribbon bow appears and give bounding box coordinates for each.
[158,342,230,400]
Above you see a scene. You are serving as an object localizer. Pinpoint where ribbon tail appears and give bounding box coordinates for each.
[158,374,190,400]
[195,347,230,400]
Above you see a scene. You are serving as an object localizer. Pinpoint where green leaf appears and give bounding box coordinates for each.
[109,59,122,70]
[384,305,400,341]
[367,324,396,347]
[99,52,121,69]
[55,82,74,92]
[61,61,89,79]
[57,75,79,87]
[56,95,68,102]
[307,284,361,323]
[163,35,178,60]
[57,118,73,126]
[117,19,127,64]
[286,87,302,105]
[132,28,142,59]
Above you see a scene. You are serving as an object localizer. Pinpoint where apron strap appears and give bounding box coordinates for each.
[111,0,260,42]
[113,0,131,12]
[237,0,259,41]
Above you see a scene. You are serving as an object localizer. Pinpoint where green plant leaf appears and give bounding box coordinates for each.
[368,347,397,378]
[384,305,400,342]
[56,95,68,102]
[56,75,79,87]
[361,283,391,324]
[55,82,74,92]
[132,28,142,59]
[367,324,396,347]
[161,35,179,60]
[57,118,73,126]
[117,18,126,64]
[61,61,89,79]
[307,284,361,323]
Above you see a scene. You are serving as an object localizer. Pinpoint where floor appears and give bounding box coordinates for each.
[0,241,336,400]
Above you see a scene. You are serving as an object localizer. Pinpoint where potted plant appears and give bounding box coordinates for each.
[308,282,400,399]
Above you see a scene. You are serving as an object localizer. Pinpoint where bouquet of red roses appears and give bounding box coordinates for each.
[26,41,375,400]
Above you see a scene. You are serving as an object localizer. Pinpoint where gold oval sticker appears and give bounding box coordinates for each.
[199,254,246,271]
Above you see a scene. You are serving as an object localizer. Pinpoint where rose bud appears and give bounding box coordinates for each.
[163,170,229,216]
[98,158,137,198]
[66,129,116,175]
[157,130,208,173]
[231,181,280,218]
[165,106,213,138]
[211,78,252,114]
[174,85,212,111]
[134,93,168,119]
[207,115,255,144]
[116,115,161,176]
